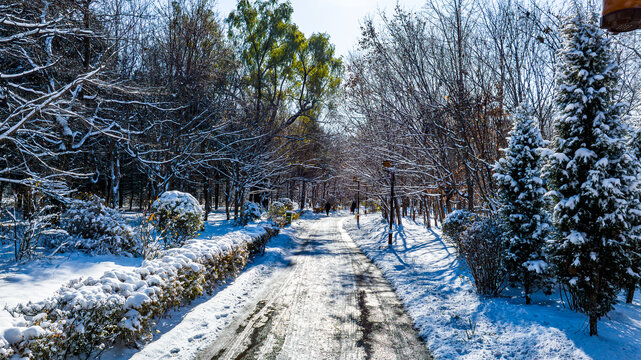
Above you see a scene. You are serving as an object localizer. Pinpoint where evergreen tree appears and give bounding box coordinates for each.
[543,16,641,336]
[494,105,550,305]
[624,128,641,303]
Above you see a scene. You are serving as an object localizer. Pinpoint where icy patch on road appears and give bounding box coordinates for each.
[344,214,641,360]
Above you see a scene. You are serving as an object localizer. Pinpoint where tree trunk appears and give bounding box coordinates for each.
[204,178,211,221]
[467,172,474,211]
[225,180,231,220]
[300,180,306,210]
[0,182,4,210]
[626,283,636,304]
[128,187,134,211]
[110,148,120,209]
[214,182,219,210]
[394,197,402,226]
[589,314,598,336]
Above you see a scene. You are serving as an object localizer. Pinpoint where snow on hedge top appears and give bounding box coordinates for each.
[151,191,203,216]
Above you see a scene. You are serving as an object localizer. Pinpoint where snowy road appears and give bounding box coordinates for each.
[195,215,431,360]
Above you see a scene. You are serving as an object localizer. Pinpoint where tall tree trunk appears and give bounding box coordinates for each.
[204,178,211,221]
[300,180,306,210]
[0,182,4,211]
[394,197,402,226]
[214,182,219,210]
[128,187,134,211]
[225,180,231,220]
[467,175,474,211]
[110,148,120,209]
[626,283,636,304]
[589,314,598,336]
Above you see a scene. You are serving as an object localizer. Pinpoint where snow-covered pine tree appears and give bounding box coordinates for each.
[624,128,641,303]
[543,16,641,336]
[494,105,550,305]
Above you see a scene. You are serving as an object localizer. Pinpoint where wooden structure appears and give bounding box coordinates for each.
[602,0,641,33]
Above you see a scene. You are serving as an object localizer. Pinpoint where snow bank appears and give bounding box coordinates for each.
[344,214,641,360]
[0,223,278,359]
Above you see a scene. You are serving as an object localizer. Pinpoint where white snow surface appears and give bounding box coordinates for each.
[343,214,641,360]
[0,211,237,354]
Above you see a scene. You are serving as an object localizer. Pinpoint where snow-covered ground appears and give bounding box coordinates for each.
[0,211,238,344]
[344,213,641,360]
[0,211,233,308]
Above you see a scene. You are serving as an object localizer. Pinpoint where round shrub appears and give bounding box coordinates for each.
[237,202,263,226]
[459,218,506,297]
[150,191,203,247]
[442,209,480,249]
[277,198,294,211]
[269,201,287,219]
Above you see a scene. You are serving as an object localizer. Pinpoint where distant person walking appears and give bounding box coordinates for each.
[325,202,331,216]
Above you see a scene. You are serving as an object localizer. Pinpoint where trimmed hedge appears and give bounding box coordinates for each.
[1,225,278,359]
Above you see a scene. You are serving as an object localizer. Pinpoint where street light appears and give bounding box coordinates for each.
[353,176,360,227]
[383,161,395,245]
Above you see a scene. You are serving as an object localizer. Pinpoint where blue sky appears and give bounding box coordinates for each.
[215,0,426,58]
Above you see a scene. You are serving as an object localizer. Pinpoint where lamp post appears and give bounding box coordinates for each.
[383,161,395,245]
[353,176,360,227]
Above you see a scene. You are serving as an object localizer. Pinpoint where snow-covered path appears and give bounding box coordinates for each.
[194,215,430,360]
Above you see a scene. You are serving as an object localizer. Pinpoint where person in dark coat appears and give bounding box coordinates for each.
[350,201,356,214]
[325,202,331,216]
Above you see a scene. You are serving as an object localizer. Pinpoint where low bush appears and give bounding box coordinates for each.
[150,191,203,247]
[236,202,263,226]
[59,196,137,255]
[277,198,294,211]
[442,210,480,250]
[459,218,506,297]
[2,225,279,359]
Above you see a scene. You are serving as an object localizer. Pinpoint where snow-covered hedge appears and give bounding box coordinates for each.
[150,191,203,247]
[1,225,278,359]
[236,202,263,226]
[59,195,137,255]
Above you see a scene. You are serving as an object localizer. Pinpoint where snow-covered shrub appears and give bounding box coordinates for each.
[442,210,479,250]
[4,225,279,359]
[269,201,287,219]
[150,191,203,247]
[60,195,136,255]
[236,202,263,226]
[459,218,506,297]
[278,198,294,211]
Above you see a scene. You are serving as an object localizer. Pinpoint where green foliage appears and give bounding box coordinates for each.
[227,0,342,132]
